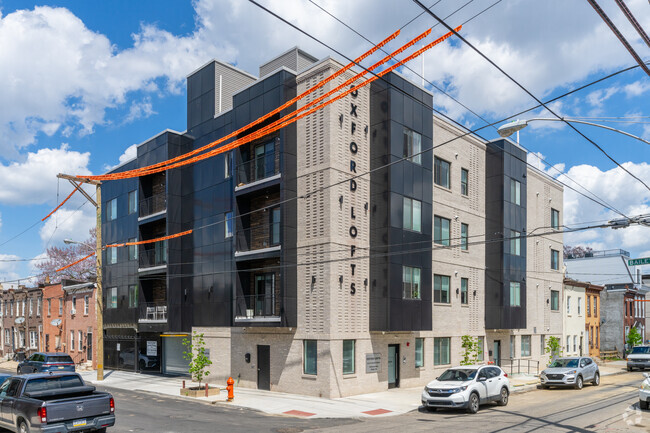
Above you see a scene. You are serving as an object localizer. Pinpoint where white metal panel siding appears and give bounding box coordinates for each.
[260,50,298,77]
[214,63,257,114]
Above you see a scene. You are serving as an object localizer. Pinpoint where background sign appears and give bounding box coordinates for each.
[366,353,381,373]
[629,257,650,266]
[146,341,157,356]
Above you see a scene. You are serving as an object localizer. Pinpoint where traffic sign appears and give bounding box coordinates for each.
[629,257,650,266]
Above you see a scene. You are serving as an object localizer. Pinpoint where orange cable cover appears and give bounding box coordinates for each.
[55,251,96,273]
[105,229,193,248]
[42,183,80,221]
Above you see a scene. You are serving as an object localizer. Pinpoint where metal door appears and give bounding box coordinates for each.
[388,344,399,389]
[257,345,270,391]
[493,340,501,366]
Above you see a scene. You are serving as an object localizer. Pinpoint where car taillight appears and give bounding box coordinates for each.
[109,397,115,414]
[38,406,47,423]
[504,373,508,378]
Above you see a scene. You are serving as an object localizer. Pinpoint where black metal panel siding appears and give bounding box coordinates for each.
[369,73,433,332]
[485,139,527,329]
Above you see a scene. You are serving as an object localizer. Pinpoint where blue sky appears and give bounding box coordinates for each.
[0,0,648,285]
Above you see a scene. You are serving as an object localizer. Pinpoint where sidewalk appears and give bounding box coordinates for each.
[80,362,629,419]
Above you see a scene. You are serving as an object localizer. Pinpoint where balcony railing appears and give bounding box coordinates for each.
[236,223,280,253]
[236,149,280,187]
[139,193,166,218]
[139,242,167,268]
[138,302,167,322]
[235,295,277,319]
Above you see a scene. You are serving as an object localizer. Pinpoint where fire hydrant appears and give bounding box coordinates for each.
[226,377,234,402]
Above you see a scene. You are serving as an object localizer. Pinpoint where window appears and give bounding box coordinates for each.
[55,335,61,350]
[578,297,582,315]
[573,336,577,352]
[128,238,138,261]
[128,285,138,308]
[128,190,137,215]
[225,211,233,238]
[225,151,232,178]
[550,290,559,311]
[70,331,74,351]
[403,266,421,300]
[37,297,41,317]
[540,335,545,355]
[510,230,521,256]
[434,337,450,365]
[594,297,597,317]
[108,248,117,265]
[510,179,521,205]
[29,299,33,316]
[303,340,317,375]
[434,274,450,303]
[461,223,469,251]
[551,249,559,270]
[587,296,591,316]
[107,198,117,221]
[22,300,25,316]
[551,208,560,229]
[84,296,89,315]
[29,331,38,349]
[342,340,355,375]
[71,297,76,315]
[521,335,531,357]
[509,282,521,307]
[59,299,63,316]
[434,157,451,188]
[596,326,599,347]
[270,207,281,245]
[567,296,571,314]
[477,337,484,361]
[403,128,422,164]
[415,338,424,368]
[19,330,25,348]
[108,288,117,309]
[403,197,422,232]
[0,301,3,318]
[461,278,469,305]
[461,168,469,196]
[78,331,83,351]
[9,300,12,316]
[4,329,9,345]
[434,216,450,246]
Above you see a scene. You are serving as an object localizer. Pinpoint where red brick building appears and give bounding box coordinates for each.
[42,282,65,353]
[0,285,42,359]
[63,282,97,369]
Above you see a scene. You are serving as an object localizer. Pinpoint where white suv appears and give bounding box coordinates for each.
[421,365,510,414]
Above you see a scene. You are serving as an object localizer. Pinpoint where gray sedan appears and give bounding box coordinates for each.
[539,357,600,389]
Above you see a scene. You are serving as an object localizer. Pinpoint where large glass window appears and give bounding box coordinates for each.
[510,179,521,205]
[461,168,469,196]
[128,190,137,215]
[415,338,424,368]
[551,249,560,270]
[434,274,450,304]
[551,290,559,311]
[434,157,451,188]
[461,278,469,305]
[403,198,422,232]
[403,128,422,164]
[128,238,138,261]
[510,230,521,256]
[108,288,117,309]
[521,335,531,357]
[108,248,117,265]
[128,285,138,308]
[434,337,450,365]
[225,151,232,178]
[342,340,355,375]
[107,198,117,221]
[225,211,233,238]
[254,141,276,181]
[434,216,450,246]
[403,266,421,300]
[303,340,317,375]
[461,223,469,250]
[551,208,560,229]
[510,282,521,307]
[270,207,281,245]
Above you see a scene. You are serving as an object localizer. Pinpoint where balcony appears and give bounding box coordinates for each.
[234,295,280,323]
[139,241,168,270]
[235,222,281,256]
[138,302,167,323]
[139,193,166,218]
[235,147,280,190]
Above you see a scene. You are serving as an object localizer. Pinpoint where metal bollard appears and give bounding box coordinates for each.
[182,380,185,389]
[205,383,209,397]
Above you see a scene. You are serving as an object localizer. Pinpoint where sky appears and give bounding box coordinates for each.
[0,0,648,285]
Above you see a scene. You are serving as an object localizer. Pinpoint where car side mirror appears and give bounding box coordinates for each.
[644,373,649,379]
[478,376,487,382]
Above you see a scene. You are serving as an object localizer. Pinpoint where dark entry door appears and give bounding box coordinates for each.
[257,345,270,390]
[87,332,93,361]
[388,344,399,389]
[494,340,501,366]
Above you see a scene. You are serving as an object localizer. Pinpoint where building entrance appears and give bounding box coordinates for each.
[257,345,270,390]
[388,344,399,389]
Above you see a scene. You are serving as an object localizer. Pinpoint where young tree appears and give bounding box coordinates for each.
[626,326,643,351]
[460,335,479,366]
[182,332,212,389]
[544,336,563,365]
[34,228,96,284]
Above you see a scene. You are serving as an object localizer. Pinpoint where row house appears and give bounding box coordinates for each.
[562,278,603,357]
[0,285,42,358]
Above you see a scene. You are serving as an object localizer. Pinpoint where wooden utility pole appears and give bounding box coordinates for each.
[57,173,104,381]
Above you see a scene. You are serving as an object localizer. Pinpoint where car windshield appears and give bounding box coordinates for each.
[549,359,579,368]
[631,347,650,355]
[438,369,477,381]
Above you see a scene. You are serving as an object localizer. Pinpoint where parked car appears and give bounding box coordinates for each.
[640,373,650,410]
[539,357,599,389]
[627,346,650,371]
[17,352,75,374]
[0,372,115,432]
[421,365,510,414]
[118,348,158,370]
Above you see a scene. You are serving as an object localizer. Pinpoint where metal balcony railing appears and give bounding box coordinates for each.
[139,302,167,322]
[139,242,167,268]
[235,295,277,318]
[493,358,540,375]
[139,193,166,218]
[235,222,281,252]
[236,149,280,187]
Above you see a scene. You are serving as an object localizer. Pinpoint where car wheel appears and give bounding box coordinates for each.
[17,419,29,433]
[541,384,549,390]
[627,367,633,372]
[592,372,600,386]
[497,387,509,406]
[466,392,480,414]
[640,400,649,410]
[574,375,583,390]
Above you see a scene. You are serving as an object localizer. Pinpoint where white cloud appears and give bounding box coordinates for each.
[38,207,95,247]
[624,81,650,98]
[586,87,619,108]
[0,253,21,286]
[103,143,137,172]
[124,98,156,124]
[0,144,92,205]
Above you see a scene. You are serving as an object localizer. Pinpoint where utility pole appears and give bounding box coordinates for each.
[57,173,104,381]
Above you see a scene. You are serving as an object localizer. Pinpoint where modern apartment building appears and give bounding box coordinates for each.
[101,47,564,396]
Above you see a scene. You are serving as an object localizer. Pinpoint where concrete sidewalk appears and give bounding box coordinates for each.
[80,362,629,419]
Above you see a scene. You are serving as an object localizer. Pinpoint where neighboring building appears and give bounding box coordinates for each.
[41,282,64,353]
[100,47,564,396]
[566,249,648,356]
[562,278,598,357]
[63,282,97,369]
[584,281,604,358]
[0,286,43,358]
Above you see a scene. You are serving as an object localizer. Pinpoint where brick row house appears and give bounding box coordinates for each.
[0,285,43,359]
